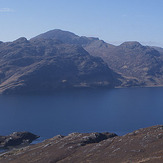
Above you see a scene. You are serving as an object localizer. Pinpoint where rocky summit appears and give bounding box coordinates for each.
[0,125,162,163]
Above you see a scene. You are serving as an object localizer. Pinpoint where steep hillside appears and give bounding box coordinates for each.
[33,29,163,87]
[1,29,162,94]
[0,37,120,94]
[85,41,163,86]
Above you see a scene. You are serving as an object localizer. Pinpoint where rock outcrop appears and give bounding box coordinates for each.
[0,132,39,149]
[0,125,163,163]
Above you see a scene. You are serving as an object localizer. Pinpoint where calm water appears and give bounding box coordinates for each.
[0,87,163,140]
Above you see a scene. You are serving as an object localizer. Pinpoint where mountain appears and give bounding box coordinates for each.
[0,125,163,163]
[32,29,163,87]
[1,29,162,94]
[153,46,163,55]
[31,29,101,46]
[0,132,39,148]
[0,36,120,94]
[85,41,163,86]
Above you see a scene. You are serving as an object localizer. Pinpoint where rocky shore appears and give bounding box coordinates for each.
[0,125,163,163]
[0,132,39,149]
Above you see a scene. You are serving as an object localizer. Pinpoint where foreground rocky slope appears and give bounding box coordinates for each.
[0,125,162,163]
[0,37,120,94]
[34,29,163,87]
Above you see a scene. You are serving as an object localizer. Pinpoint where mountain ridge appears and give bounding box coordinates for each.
[32,29,163,87]
[1,29,163,94]
[0,35,121,94]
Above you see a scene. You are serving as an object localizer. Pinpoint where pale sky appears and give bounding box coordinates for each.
[0,0,163,47]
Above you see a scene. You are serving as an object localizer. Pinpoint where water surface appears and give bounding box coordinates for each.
[0,87,162,139]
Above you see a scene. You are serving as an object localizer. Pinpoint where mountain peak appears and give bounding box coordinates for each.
[13,37,28,44]
[31,29,79,42]
[43,29,78,37]
[119,41,142,49]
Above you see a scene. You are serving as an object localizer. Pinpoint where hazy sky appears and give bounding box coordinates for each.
[0,0,163,47]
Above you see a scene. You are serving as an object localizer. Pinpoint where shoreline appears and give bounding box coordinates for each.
[0,125,162,163]
[0,84,163,96]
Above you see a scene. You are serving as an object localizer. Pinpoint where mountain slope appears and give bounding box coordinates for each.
[153,46,163,56]
[32,29,163,87]
[0,37,120,94]
[85,41,163,86]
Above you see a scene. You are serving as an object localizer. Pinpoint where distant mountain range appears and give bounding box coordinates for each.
[33,29,163,87]
[0,29,163,94]
[0,34,120,94]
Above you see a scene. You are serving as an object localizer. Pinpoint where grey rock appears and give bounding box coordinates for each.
[0,132,39,148]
